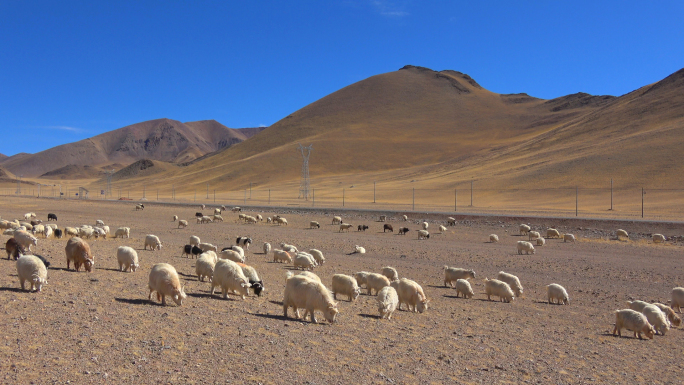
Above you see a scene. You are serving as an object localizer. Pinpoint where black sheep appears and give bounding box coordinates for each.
[32,254,51,269]
[357,225,369,232]
[195,212,203,218]
[54,229,63,239]
[398,227,409,235]
[383,224,394,233]
[47,213,57,221]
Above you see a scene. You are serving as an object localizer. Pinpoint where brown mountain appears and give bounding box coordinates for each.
[0,153,7,162]
[1,119,262,177]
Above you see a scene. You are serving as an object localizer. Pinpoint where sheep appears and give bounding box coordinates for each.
[54,229,63,239]
[390,278,429,313]
[653,303,682,327]
[339,223,353,232]
[616,229,629,240]
[17,255,48,292]
[93,227,106,239]
[200,216,213,224]
[116,246,139,272]
[20,222,33,231]
[189,235,201,246]
[421,222,429,230]
[281,243,298,253]
[23,213,32,220]
[2,228,17,236]
[114,227,130,239]
[272,249,292,263]
[613,309,655,339]
[670,287,684,313]
[546,283,570,305]
[653,234,666,244]
[563,233,576,243]
[282,272,338,323]
[43,225,54,239]
[381,266,399,281]
[294,253,317,270]
[309,221,320,229]
[178,220,188,228]
[354,245,366,254]
[447,217,456,226]
[536,237,546,246]
[417,230,430,239]
[196,253,217,282]
[454,279,474,299]
[263,242,271,255]
[383,224,394,233]
[517,241,535,255]
[144,234,163,251]
[398,227,409,235]
[101,225,110,237]
[220,249,245,263]
[214,208,221,215]
[379,215,386,222]
[546,228,560,239]
[199,243,218,253]
[13,230,38,252]
[256,214,263,221]
[443,266,475,287]
[213,214,224,222]
[519,224,531,235]
[31,254,50,269]
[5,238,24,260]
[365,273,391,295]
[402,215,408,221]
[377,286,399,319]
[489,234,499,243]
[30,219,43,226]
[65,237,94,272]
[484,278,515,302]
[229,245,245,259]
[245,216,258,224]
[332,216,342,225]
[79,227,95,239]
[438,225,447,233]
[627,300,650,313]
[211,259,251,300]
[200,204,206,210]
[266,217,272,223]
[95,219,105,227]
[236,237,252,249]
[32,224,45,237]
[172,215,178,221]
[528,231,540,241]
[47,213,57,221]
[642,304,669,335]
[357,224,369,232]
[332,274,361,301]
[354,271,370,288]
[221,205,227,211]
[148,263,186,306]
[309,249,325,265]
[135,204,144,211]
[275,217,288,226]
[196,212,204,219]
[232,207,241,212]
[236,262,264,296]
[497,271,523,297]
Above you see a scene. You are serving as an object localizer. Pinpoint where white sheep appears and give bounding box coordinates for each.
[354,245,366,254]
[438,225,447,233]
[135,204,144,211]
[447,217,456,226]
[517,241,535,255]
[365,273,390,295]
[200,204,206,210]
[563,233,576,243]
[402,215,408,221]
[282,273,338,323]
[489,234,499,243]
[263,242,271,255]
[309,221,320,229]
[627,300,650,312]
[65,227,79,237]
[272,249,292,263]
[293,253,317,270]
[332,216,342,225]
[381,266,399,281]
[670,287,684,313]
[211,259,251,299]
[354,271,370,288]
[484,278,515,302]
[245,215,258,224]
[93,227,106,239]
[214,208,221,215]
[172,215,178,222]
[379,215,386,222]
[454,279,474,299]
[114,227,130,238]
[148,263,186,306]
[280,243,298,253]
[213,214,224,222]
[653,234,666,244]
[101,225,110,237]
[196,253,217,282]
[653,303,682,327]
[43,226,53,239]
[497,271,523,297]
[231,206,241,212]
[80,227,95,239]
[17,255,48,292]
[616,229,629,240]
[296,271,321,283]
[144,234,163,251]
[266,217,272,223]
[331,274,361,301]
[546,283,569,305]
[275,217,288,226]
[230,245,245,259]
[32,224,45,237]
[546,228,560,239]
[309,249,325,265]
[116,246,139,272]
[339,223,353,232]
[390,278,429,313]
[377,286,399,320]
[199,243,218,253]
[95,219,105,226]
[220,249,245,263]
[417,230,430,240]
[536,237,546,246]
[519,224,531,235]
[200,216,213,224]
[421,221,429,230]
[613,309,655,339]
[13,230,38,252]
[443,266,475,287]
[256,214,263,221]
[178,220,188,228]
[642,304,669,335]
[236,262,263,296]
[189,235,201,246]
[528,231,540,241]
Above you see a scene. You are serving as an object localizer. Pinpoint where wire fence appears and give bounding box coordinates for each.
[4,183,684,221]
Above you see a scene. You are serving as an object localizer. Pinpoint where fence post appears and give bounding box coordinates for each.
[313,188,315,207]
[268,189,271,205]
[194,190,196,202]
[244,190,246,205]
[642,188,644,218]
[412,188,415,211]
[157,190,158,201]
[454,189,457,211]
[470,181,473,207]
[250,182,252,199]
[576,186,578,217]
[373,181,376,204]
[610,179,613,211]
[143,185,146,199]
[214,190,216,203]
[343,188,345,207]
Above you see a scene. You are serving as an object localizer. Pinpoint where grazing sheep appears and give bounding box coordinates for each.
[489,234,499,243]
[172,215,178,221]
[281,243,298,253]
[447,217,456,226]
[547,228,560,239]
[332,216,342,225]
[199,216,213,224]
[616,229,629,240]
[148,263,186,306]
[47,213,57,221]
[417,230,430,239]
[13,230,38,252]
[79,227,95,239]
[196,212,204,219]
[275,217,288,226]
[484,278,515,302]
[627,300,650,313]
[282,272,338,324]
[454,279,474,299]
[309,249,325,265]
[244,215,258,224]
[517,241,535,255]
[32,254,50,269]
[528,231,540,241]
[263,242,271,255]
[135,204,144,211]
[266,217,272,223]
[296,271,321,283]
[398,227,409,235]
[114,227,130,239]
[17,255,48,292]
[383,224,394,233]
[332,274,361,301]
[563,234,576,243]
[653,234,666,244]
[181,244,203,258]
[497,271,523,297]
[5,238,24,260]
[547,283,570,305]
[220,249,245,263]
[236,262,264,296]
[214,208,221,215]
[32,224,45,237]
[536,237,546,246]
[613,309,655,339]
[377,286,399,320]
[232,207,241,212]
[390,278,429,313]
[236,237,252,249]
[379,215,386,222]
[519,224,531,235]
[196,253,217,282]
[116,246,139,272]
[421,222,429,230]
[670,287,684,313]
[229,245,245,259]
[357,224,369,232]
[256,214,263,221]
[54,229,63,239]
[354,271,370,288]
[294,253,317,271]
[200,204,206,210]
[178,220,188,228]
[272,249,292,263]
[310,221,320,229]
[95,219,105,226]
[199,243,218,253]
[144,234,163,251]
[642,304,669,335]
[443,266,475,287]
[93,227,107,239]
[402,215,408,221]
[339,223,353,232]
[189,235,201,246]
[381,266,399,281]
[211,259,251,300]
[65,237,94,272]
[213,214,224,222]
[438,225,447,233]
[365,273,391,295]
[354,245,366,254]
[653,303,682,327]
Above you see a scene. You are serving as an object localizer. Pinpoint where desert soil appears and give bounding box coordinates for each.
[1,196,684,384]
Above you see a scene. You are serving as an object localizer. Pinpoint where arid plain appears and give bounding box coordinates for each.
[1,196,683,384]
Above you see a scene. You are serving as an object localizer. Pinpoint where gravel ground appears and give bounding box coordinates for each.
[1,197,684,384]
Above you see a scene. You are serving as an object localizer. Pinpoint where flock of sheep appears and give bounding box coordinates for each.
[1,205,683,338]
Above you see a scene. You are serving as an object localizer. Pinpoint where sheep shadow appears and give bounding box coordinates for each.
[250,312,290,321]
[443,295,468,299]
[269,300,284,306]
[177,272,197,279]
[358,313,381,319]
[115,297,153,306]
[96,267,123,272]
[0,287,25,293]
[186,292,214,299]
[427,285,449,289]
[49,267,74,272]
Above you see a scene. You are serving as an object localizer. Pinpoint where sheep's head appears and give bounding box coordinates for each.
[251,281,264,296]
[469,270,476,278]
[352,287,361,301]
[84,259,94,272]
[644,325,655,339]
[417,299,430,313]
[131,263,139,272]
[324,305,339,324]
[173,287,187,306]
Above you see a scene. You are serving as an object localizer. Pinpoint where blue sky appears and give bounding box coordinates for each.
[1,1,683,156]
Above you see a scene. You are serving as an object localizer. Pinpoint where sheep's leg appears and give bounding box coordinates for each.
[161,295,166,306]
[148,289,153,302]
[308,308,317,323]
[20,279,25,291]
[283,304,289,318]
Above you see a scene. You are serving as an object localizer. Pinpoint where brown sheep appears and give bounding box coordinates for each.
[65,237,94,272]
